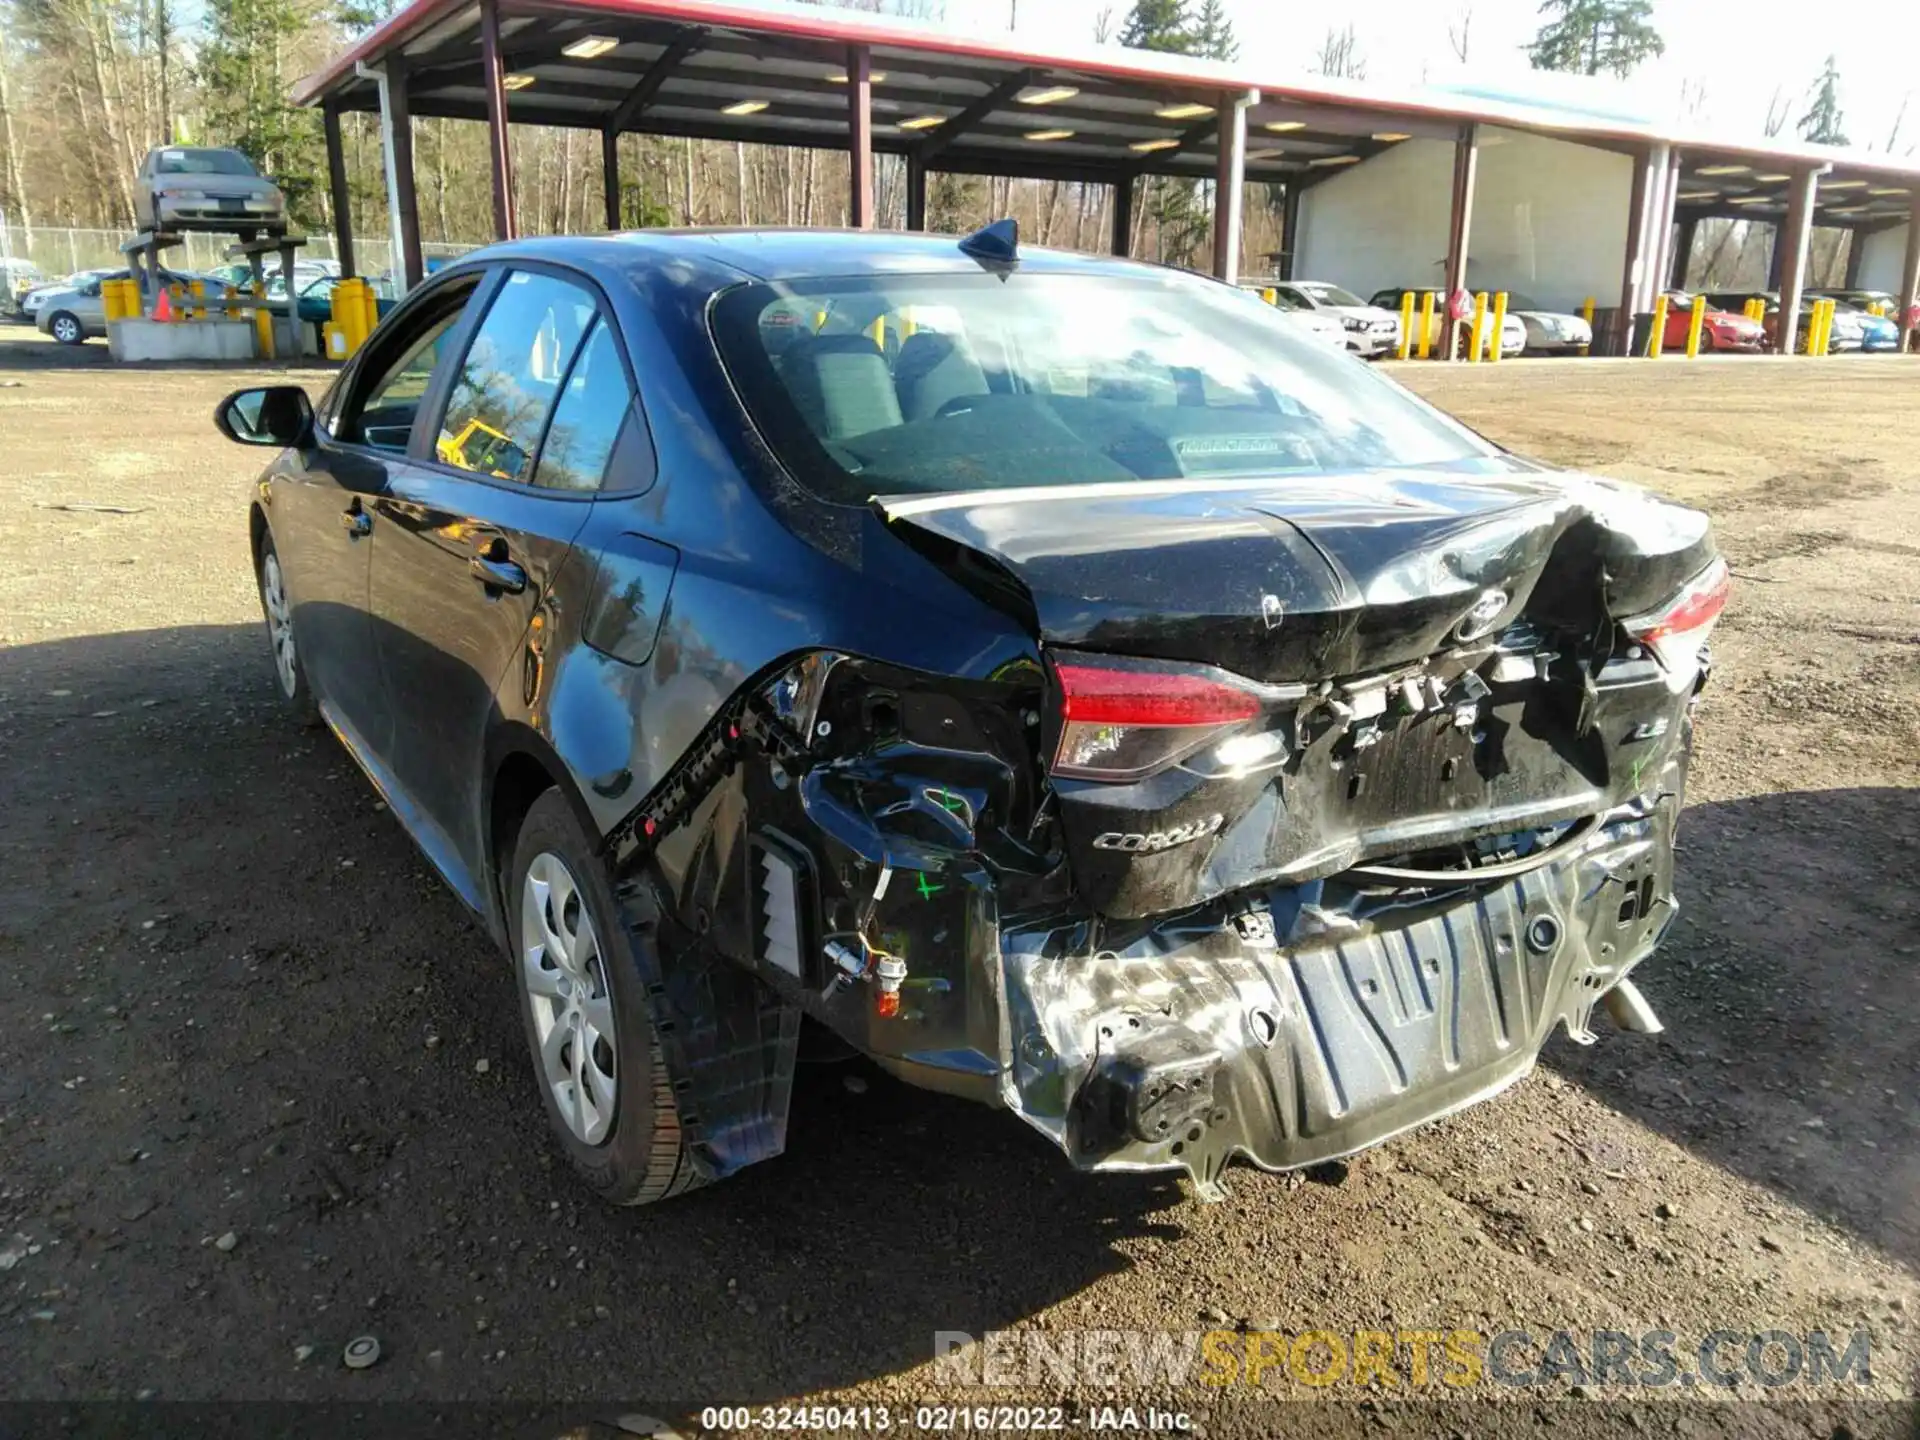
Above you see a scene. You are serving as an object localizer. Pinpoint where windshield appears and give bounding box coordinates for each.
[1505,293,1542,310]
[1299,283,1367,308]
[155,148,257,177]
[713,271,1493,504]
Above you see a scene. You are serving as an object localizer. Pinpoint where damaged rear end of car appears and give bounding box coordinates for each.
[597,243,1725,1198]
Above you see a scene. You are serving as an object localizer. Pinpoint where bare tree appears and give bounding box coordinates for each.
[1316,24,1367,81]
[1762,86,1792,138]
[1447,5,1472,64]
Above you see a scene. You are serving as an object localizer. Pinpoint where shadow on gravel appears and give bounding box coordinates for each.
[0,624,1181,1404]
[1547,786,1920,1267]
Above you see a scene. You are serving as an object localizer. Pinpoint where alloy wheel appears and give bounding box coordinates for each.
[260,551,298,697]
[51,315,79,344]
[520,852,618,1145]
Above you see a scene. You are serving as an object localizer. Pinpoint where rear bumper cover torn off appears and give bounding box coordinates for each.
[999,799,1676,1194]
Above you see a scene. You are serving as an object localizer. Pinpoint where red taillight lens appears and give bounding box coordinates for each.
[1624,557,1729,683]
[1051,655,1264,782]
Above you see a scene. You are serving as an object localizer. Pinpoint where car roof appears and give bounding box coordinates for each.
[440,227,1197,292]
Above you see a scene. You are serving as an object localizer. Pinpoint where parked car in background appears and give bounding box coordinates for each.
[1808,287,1898,316]
[215,227,1721,1207]
[1271,281,1401,356]
[1,257,46,317]
[1499,293,1593,355]
[1368,287,1526,358]
[35,266,198,344]
[17,268,114,324]
[1704,291,1864,354]
[1242,282,1347,348]
[1659,292,1765,352]
[1832,300,1899,351]
[133,146,287,239]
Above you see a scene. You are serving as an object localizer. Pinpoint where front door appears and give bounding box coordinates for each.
[287,274,484,763]
[369,266,629,884]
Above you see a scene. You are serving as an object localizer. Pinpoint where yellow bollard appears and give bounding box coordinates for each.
[900,305,918,339]
[1489,291,1508,364]
[252,283,275,361]
[1397,292,1415,360]
[866,314,886,351]
[1417,290,1436,360]
[100,278,122,323]
[1260,287,1277,306]
[1647,293,1669,357]
[189,279,205,322]
[1819,298,1837,356]
[1685,293,1706,357]
[1580,296,1595,355]
[1468,291,1489,363]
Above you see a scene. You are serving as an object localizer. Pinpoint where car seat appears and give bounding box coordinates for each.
[893,331,990,422]
[780,334,903,440]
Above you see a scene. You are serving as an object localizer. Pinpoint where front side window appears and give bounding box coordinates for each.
[436,270,597,484]
[342,277,480,452]
[1299,282,1368,308]
[713,270,1494,504]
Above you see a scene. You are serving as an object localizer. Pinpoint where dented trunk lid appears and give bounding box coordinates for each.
[876,465,1715,684]
[877,465,1718,919]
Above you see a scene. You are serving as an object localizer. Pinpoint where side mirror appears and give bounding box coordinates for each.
[215,385,314,448]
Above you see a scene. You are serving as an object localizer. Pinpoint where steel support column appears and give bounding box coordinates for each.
[1277,183,1300,280]
[1646,148,1680,306]
[1110,174,1133,256]
[1897,203,1920,352]
[906,153,927,231]
[846,45,874,228]
[479,0,517,241]
[322,102,356,278]
[1210,88,1256,282]
[1775,165,1826,356]
[1616,149,1652,355]
[363,59,423,292]
[1441,124,1478,361]
[601,130,621,230]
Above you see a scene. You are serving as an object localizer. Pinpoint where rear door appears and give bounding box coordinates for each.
[368,264,628,883]
[270,274,482,759]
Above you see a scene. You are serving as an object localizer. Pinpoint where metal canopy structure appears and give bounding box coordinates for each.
[293,0,1920,354]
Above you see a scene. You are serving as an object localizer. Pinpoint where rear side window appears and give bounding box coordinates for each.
[436,270,597,484]
[533,320,633,492]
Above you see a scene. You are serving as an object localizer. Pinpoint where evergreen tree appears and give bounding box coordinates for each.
[1190,0,1237,62]
[1526,0,1664,79]
[1797,56,1848,146]
[1118,0,1192,55]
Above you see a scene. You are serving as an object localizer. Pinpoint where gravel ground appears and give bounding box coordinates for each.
[0,329,1915,1437]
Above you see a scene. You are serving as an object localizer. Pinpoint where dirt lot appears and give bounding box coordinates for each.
[0,328,1915,1434]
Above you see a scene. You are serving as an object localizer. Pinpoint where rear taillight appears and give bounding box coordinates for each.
[1624,557,1729,683]
[1051,654,1264,782]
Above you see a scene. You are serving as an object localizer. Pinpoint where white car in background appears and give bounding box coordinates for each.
[1368,287,1527,359]
[1274,281,1402,357]
[1501,292,1593,355]
[1237,282,1348,349]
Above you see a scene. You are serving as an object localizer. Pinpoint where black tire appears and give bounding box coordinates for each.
[254,531,322,727]
[47,311,84,346]
[507,790,705,1207]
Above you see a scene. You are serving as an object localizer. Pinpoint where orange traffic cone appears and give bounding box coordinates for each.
[152,286,174,322]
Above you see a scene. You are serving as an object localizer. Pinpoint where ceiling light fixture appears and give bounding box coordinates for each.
[1155,102,1213,119]
[1820,178,1868,188]
[1018,85,1079,105]
[1310,154,1361,166]
[1868,186,1910,195]
[1693,164,1749,176]
[722,99,769,115]
[1371,131,1410,141]
[896,114,945,130]
[1246,147,1288,160]
[1677,190,1717,201]
[1025,128,1076,141]
[1263,120,1306,133]
[1129,137,1181,152]
[560,35,619,59]
[1728,195,1772,205]
[828,70,887,83]
[503,73,536,90]
[1754,172,1791,182]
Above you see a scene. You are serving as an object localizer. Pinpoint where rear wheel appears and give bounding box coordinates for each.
[507,790,705,1207]
[47,312,83,346]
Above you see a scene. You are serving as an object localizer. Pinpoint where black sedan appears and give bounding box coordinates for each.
[219,223,1726,1205]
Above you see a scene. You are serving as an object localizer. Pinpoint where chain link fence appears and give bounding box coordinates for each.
[0,215,473,285]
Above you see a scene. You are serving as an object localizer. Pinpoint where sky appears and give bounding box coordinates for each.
[937,0,1920,155]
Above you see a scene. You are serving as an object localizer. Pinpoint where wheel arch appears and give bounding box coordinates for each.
[482,722,606,946]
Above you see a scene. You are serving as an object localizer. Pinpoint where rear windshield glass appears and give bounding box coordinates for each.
[712,271,1490,504]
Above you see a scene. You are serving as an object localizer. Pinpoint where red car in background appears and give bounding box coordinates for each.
[1662,292,1765,352]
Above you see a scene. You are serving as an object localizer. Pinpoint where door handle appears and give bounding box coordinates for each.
[469,554,527,594]
[339,507,372,538]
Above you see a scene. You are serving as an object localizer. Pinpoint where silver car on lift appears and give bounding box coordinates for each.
[133,147,288,239]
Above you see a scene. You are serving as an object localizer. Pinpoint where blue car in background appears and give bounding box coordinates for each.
[1852,306,1900,352]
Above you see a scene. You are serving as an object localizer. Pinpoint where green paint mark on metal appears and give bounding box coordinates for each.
[931,788,968,817]
[915,872,944,901]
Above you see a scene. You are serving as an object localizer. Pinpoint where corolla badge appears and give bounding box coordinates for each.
[1454,587,1510,642]
[1092,814,1225,853]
